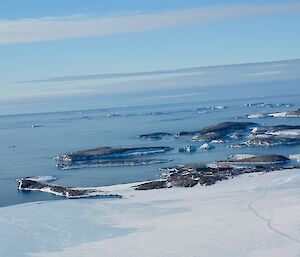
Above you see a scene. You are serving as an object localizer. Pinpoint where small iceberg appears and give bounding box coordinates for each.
[247,114,267,119]
[211,139,224,144]
[178,145,197,153]
[106,112,127,117]
[211,105,227,110]
[199,143,215,150]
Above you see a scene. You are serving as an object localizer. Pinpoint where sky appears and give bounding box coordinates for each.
[0,0,300,105]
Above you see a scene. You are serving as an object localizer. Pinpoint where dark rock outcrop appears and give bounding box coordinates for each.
[139,132,172,140]
[133,180,168,190]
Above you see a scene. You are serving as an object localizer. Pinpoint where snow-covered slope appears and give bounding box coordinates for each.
[1,169,300,257]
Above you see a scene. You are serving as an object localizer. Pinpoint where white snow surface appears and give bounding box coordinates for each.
[1,169,300,257]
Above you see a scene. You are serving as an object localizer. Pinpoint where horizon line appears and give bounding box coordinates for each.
[18,58,300,84]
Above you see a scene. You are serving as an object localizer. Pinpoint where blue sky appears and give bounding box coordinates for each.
[0,0,300,102]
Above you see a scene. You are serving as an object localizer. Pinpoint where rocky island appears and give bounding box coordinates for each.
[139,132,172,140]
[245,108,300,119]
[55,146,173,170]
[55,146,173,162]
[220,154,290,164]
[17,176,122,199]
[232,125,300,147]
[175,121,257,141]
[57,158,170,170]
[137,121,300,150]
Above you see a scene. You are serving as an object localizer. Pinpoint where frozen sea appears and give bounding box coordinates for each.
[1,59,300,207]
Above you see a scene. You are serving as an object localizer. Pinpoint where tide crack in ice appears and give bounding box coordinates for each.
[248,184,300,245]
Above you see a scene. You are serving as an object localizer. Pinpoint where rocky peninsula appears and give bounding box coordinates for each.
[134,154,296,190]
[17,177,122,199]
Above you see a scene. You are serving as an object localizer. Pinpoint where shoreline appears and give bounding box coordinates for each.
[5,166,298,208]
